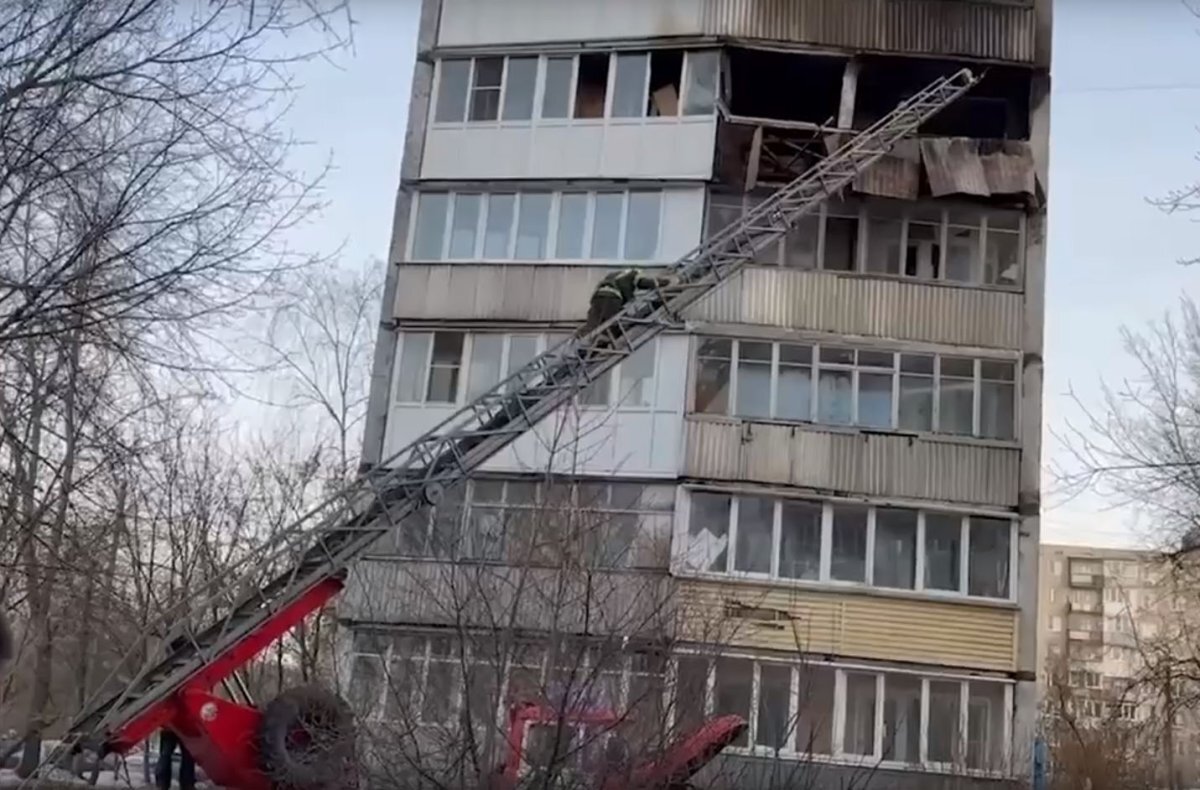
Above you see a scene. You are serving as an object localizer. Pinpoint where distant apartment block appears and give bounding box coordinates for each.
[343,1,1053,787]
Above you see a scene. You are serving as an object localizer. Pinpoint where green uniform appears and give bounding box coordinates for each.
[585,268,669,334]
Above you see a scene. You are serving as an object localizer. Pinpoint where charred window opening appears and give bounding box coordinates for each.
[854,57,1031,140]
[726,48,845,125]
[647,50,684,116]
[575,53,609,119]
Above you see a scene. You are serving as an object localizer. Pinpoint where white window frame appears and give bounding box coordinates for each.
[676,488,1019,603]
[693,337,1020,442]
[406,189,665,264]
[429,49,721,131]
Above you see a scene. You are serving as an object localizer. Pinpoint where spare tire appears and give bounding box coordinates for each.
[258,684,356,790]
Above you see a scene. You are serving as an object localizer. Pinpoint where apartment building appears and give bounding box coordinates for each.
[342,1,1052,787]
[1039,543,1200,786]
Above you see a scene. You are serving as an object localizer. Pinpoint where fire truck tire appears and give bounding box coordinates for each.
[258,684,356,790]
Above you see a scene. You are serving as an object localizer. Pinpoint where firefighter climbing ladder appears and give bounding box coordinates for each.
[64,67,978,756]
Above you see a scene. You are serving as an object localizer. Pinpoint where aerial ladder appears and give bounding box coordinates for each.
[57,68,978,790]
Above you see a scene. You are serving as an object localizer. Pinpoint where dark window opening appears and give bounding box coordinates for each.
[647,50,684,116]
[575,53,610,119]
[726,48,845,125]
[824,217,858,272]
[853,57,1031,140]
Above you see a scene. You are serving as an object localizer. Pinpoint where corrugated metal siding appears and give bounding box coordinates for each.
[684,418,1020,507]
[393,265,603,322]
[688,268,1023,350]
[342,559,678,634]
[679,579,1017,671]
[702,0,1036,64]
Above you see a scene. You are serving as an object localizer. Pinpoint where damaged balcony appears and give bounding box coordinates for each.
[716,48,1042,208]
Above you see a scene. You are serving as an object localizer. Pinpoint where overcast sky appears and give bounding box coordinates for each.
[274,0,1200,550]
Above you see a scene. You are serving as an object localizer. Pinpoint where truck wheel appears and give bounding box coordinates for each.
[258,685,356,790]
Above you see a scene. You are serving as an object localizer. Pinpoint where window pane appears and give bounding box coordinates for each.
[556,193,588,259]
[349,655,383,717]
[591,193,623,259]
[624,191,661,260]
[695,339,732,414]
[687,492,730,572]
[412,193,449,260]
[734,496,773,574]
[466,335,503,400]
[883,674,922,764]
[618,340,655,407]
[817,368,853,425]
[396,333,431,402]
[796,666,834,755]
[735,341,772,419]
[384,656,418,721]
[831,505,867,582]
[757,664,793,750]
[980,379,1015,440]
[542,56,574,119]
[968,682,1006,771]
[946,226,979,283]
[898,359,933,432]
[612,53,649,118]
[514,193,552,260]
[865,217,902,274]
[874,508,917,589]
[904,221,941,280]
[824,216,858,271]
[714,658,752,747]
[929,681,961,763]
[469,57,503,121]
[427,332,464,403]
[580,368,611,406]
[777,350,812,422]
[783,215,819,269]
[575,53,609,119]
[682,51,719,115]
[504,335,539,391]
[985,228,1021,286]
[780,500,821,581]
[448,194,481,258]
[502,57,537,121]
[858,372,893,429]
[481,194,515,258]
[969,517,1011,598]
[843,673,877,757]
[421,661,457,723]
[924,513,962,592]
[435,59,470,122]
[939,360,975,435]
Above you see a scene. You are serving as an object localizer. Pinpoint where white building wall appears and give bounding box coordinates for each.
[437,0,705,48]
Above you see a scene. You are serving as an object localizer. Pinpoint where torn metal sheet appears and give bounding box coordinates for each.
[980,140,1037,197]
[921,137,990,197]
[853,137,921,200]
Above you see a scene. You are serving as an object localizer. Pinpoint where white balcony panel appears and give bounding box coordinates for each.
[437,0,706,48]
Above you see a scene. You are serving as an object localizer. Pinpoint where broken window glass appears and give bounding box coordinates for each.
[624,191,661,260]
[483,194,515,258]
[734,495,773,574]
[682,50,719,115]
[714,659,752,747]
[435,59,470,122]
[945,225,980,283]
[735,341,772,419]
[898,353,934,432]
[412,193,448,260]
[469,57,503,121]
[542,56,574,119]
[612,53,649,118]
[843,672,877,756]
[928,680,961,763]
[448,193,481,258]
[591,192,622,259]
[687,491,730,572]
[831,504,867,583]
[823,216,858,271]
[695,338,732,414]
[883,674,922,764]
[757,664,793,750]
[874,508,917,589]
[969,517,1011,598]
[984,215,1021,285]
[905,221,940,279]
[979,360,1016,439]
[514,192,552,260]
[647,50,683,116]
[575,53,609,119]
[776,343,812,422]
[779,500,821,581]
[796,666,834,755]
[938,357,975,435]
[502,57,537,121]
[395,332,431,403]
[555,192,588,259]
[924,512,962,592]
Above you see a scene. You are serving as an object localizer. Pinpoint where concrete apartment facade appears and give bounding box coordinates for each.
[1039,543,1200,786]
[342,1,1052,787]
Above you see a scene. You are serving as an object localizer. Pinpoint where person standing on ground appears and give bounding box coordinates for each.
[156,637,197,790]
